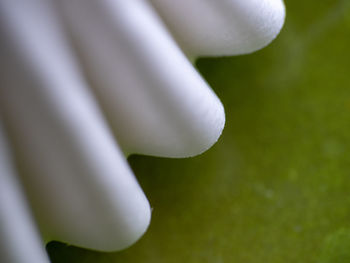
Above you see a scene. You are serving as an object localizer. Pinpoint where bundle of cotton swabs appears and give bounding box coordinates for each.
[0,0,285,262]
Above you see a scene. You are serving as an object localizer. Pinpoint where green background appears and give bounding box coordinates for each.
[47,0,350,262]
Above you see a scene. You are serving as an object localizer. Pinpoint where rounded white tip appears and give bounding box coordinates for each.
[150,0,286,56]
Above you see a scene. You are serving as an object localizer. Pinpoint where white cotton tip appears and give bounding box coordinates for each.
[0,124,50,263]
[0,0,151,251]
[149,0,286,57]
[58,0,225,158]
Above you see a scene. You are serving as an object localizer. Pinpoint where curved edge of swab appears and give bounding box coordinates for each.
[149,0,286,57]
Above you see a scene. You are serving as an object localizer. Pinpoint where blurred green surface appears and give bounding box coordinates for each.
[47,1,350,262]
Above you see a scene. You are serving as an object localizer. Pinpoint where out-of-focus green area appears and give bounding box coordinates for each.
[47,1,350,262]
